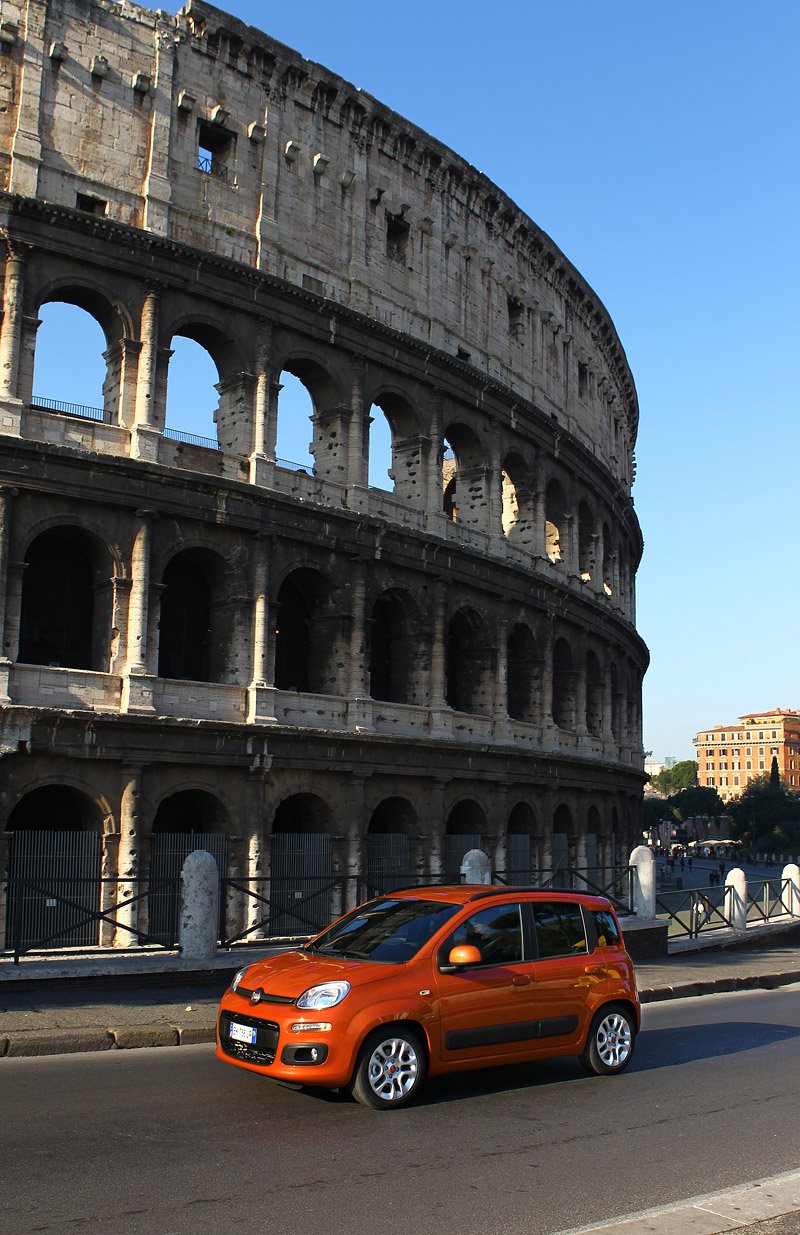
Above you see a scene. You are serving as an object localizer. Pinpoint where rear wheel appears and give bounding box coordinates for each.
[580,1004,635,1075]
[350,1027,426,1109]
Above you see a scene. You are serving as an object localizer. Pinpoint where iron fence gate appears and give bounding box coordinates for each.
[506,833,533,883]
[148,832,229,945]
[444,833,482,882]
[5,830,102,951]
[364,832,415,898]
[269,832,332,936]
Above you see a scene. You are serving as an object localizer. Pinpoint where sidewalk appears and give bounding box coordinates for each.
[1,934,800,1059]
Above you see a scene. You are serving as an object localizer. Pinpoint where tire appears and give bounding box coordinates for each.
[350,1027,427,1109]
[579,1004,635,1076]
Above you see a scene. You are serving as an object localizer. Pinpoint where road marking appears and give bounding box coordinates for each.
[551,1167,800,1234]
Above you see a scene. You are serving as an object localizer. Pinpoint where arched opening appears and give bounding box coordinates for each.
[158,550,232,683]
[164,336,219,448]
[442,424,486,531]
[365,797,417,894]
[501,468,519,536]
[369,590,416,704]
[18,527,112,671]
[610,663,621,740]
[578,501,595,582]
[501,453,533,545]
[545,479,567,564]
[586,650,604,737]
[444,800,487,881]
[367,403,393,491]
[446,608,491,714]
[602,522,614,596]
[270,794,334,934]
[507,623,538,722]
[442,436,457,521]
[552,804,573,883]
[552,637,577,730]
[506,801,537,883]
[32,302,107,416]
[274,569,340,695]
[276,370,315,474]
[149,790,230,945]
[6,786,103,950]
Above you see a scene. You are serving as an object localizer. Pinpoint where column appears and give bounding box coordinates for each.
[346,560,371,729]
[575,633,588,738]
[0,486,16,701]
[532,485,547,560]
[346,355,368,508]
[132,289,161,461]
[428,579,449,734]
[142,20,176,235]
[492,613,508,739]
[247,536,277,723]
[114,767,143,947]
[0,241,28,430]
[250,319,274,484]
[423,388,446,534]
[121,510,157,713]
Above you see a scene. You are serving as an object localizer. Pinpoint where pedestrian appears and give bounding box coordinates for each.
[692,892,712,937]
[688,856,693,871]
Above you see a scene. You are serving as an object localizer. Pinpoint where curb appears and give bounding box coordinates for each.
[2,970,798,1060]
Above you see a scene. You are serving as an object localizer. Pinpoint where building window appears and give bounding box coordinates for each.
[733,761,740,770]
[759,760,765,770]
[720,776,727,786]
[746,747,751,756]
[197,121,235,180]
[734,776,740,785]
[578,362,589,397]
[386,212,410,265]
[746,760,752,770]
[76,193,107,216]
[708,777,715,786]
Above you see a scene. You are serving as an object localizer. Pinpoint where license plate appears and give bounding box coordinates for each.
[229,1021,257,1045]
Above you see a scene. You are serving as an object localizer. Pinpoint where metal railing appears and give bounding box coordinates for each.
[494,866,635,913]
[656,884,734,939]
[163,426,220,450]
[31,395,105,421]
[275,456,315,476]
[3,875,181,963]
[746,878,793,924]
[197,153,228,180]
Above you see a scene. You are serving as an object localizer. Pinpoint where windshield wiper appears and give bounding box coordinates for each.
[316,946,368,959]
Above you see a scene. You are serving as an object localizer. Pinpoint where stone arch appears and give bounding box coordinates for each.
[501,451,534,545]
[444,799,488,881]
[507,622,540,723]
[163,316,250,453]
[365,796,419,892]
[274,566,343,695]
[368,587,421,704]
[269,791,338,933]
[442,422,487,530]
[18,525,116,671]
[368,388,422,504]
[151,788,231,834]
[158,546,238,683]
[7,783,105,832]
[586,648,604,737]
[552,637,577,730]
[545,478,568,564]
[506,800,537,883]
[148,788,232,943]
[446,607,492,714]
[578,499,595,582]
[278,352,347,483]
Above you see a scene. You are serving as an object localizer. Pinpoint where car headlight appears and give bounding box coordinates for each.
[296,980,350,1010]
[230,966,250,993]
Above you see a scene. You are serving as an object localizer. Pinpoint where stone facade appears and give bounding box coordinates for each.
[0,0,647,942]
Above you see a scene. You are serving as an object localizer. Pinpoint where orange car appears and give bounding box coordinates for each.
[216,885,640,1109]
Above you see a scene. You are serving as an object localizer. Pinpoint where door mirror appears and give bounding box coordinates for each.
[448,944,482,968]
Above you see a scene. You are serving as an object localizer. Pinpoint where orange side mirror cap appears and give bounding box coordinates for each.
[448,944,482,967]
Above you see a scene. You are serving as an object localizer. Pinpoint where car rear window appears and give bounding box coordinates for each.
[307,898,460,963]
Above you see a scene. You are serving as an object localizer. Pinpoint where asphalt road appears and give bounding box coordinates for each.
[3,986,800,1235]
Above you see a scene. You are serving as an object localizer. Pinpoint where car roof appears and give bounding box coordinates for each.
[386,885,614,909]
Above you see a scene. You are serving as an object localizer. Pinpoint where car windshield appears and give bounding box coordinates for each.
[306,898,460,964]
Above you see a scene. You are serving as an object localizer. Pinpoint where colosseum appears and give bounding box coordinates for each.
[0,0,647,952]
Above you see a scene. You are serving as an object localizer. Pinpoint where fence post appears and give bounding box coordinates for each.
[725,867,747,934]
[179,850,219,960]
[782,863,800,918]
[629,845,655,918]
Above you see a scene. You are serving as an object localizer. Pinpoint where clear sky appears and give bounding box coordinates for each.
[37,1,799,762]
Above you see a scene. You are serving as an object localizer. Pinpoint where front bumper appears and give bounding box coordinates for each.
[216,995,351,1086]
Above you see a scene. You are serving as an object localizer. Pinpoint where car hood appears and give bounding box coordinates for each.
[235,950,405,999]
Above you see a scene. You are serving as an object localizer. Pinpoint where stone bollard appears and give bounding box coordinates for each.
[179,849,219,960]
[782,863,800,918]
[629,845,656,918]
[460,849,491,885]
[725,866,747,934]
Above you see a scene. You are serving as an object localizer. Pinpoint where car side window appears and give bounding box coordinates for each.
[592,908,621,949]
[533,902,587,959]
[443,903,524,966]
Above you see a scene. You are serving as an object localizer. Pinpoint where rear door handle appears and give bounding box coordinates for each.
[512,974,532,986]
[587,965,605,977]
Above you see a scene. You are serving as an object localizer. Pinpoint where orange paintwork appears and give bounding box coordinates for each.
[216,886,640,1097]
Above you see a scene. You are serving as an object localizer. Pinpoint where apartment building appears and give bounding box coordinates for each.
[695,710,800,801]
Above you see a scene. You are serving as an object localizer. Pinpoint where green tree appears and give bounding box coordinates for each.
[728,775,800,851]
[650,760,697,797]
[668,785,725,823]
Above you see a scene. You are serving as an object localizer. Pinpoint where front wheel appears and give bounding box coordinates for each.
[350,1027,426,1109]
[580,1004,635,1075]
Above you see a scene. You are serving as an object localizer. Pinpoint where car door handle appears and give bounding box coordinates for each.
[512,974,532,986]
[586,965,605,977]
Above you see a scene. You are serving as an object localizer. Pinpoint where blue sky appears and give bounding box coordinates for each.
[38,1,799,761]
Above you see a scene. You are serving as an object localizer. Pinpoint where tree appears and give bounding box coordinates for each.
[650,760,697,797]
[728,775,800,851]
[668,785,725,823]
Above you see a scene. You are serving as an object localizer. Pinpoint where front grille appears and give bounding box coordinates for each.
[235,986,296,1005]
[219,1011,280,1066]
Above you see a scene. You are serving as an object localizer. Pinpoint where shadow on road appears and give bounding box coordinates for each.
[632,1020,800,1070]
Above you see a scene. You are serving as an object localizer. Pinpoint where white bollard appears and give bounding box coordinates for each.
[179,849,219,960]
[629,845,656,918]
[782,863,800,918]
[460,849,491,885]
[725,866,747,934]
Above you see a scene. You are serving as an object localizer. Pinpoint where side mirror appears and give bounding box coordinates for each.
[448,944,482,968]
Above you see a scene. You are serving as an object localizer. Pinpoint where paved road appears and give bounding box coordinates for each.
[3,986,800,1235]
